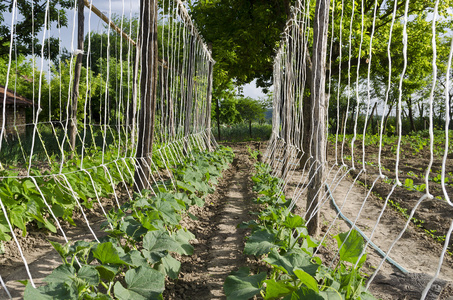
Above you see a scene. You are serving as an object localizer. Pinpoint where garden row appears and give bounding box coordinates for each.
[224,154,376,300]
[15,146,234,299]
[335,131,453,250]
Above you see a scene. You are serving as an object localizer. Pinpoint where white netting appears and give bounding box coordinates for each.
[0,0,214,297]
[266,0,453,298]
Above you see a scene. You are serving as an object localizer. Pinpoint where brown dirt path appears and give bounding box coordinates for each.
[164,142,260,299]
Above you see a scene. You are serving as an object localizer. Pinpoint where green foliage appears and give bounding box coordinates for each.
[189,0,294,88]
[0,0,73,61]
[22,146,234,299]
[225,160,376,300]
[0,145,134,242]
[214,123,272,142]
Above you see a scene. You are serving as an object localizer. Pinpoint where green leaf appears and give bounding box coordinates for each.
[283,288,325,300]
[187,212,198,220]
[49,241,70,262]
[141,249,167,264]
[0,223,11,241]
[173,228,195,255]
[119,216,147,241]
[24,282,78,300]
[95,265,120,281]
[128,250,149,268]
[10,205,26,232]
[84,293,113,300]
[78,265,100,286]
[264,248,319,277]
[152,200,181,225]
[283,215,304,229]
[224,267,266,300]
[158,254,181,279]
[114,266,165,300]
[176,180,196,194]
[143,230,189,255]
[244,229,279,256]
[24,284,54,300]
[293,268,319,292]
[43,264,75,284]
[264,279,295,299]
[319,290,344,299]
[334,230,366,265]
[92,242,129,265]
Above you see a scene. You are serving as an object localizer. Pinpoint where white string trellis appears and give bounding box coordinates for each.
[266,0,453,299]
[0,0,214,297]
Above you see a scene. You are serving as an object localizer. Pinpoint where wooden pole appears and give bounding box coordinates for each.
[206,45,214,150]
[282,32,293,179]
[134,0,158,192]
[216,98,221,141]
[83,0,136,47]
[306,0,330,236]
[183,35,195,154]
[69,0,84,159]
[130,44,140,149]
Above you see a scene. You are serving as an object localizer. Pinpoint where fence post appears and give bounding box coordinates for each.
[306,0,330,235]
[69,0,84,159]
[206,44,214,151]
[183,35,195,154]
[134,0,158,192]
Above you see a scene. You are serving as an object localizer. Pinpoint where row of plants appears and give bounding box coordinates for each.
[0,144,135,243]
[22,146,234,299]
[0,135,196,245]
[330,130,452,157]
[224,159,376,300]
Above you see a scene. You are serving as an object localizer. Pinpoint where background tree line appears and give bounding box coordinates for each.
[1,0,452,141]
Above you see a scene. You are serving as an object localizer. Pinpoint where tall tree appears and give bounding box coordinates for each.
[189,0,295,89]
[0,0,72,62]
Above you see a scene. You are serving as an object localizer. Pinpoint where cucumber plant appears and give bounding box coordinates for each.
[224,161,376,300]
[21,147,234,299]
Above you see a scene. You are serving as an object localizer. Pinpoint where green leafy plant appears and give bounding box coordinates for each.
[22,146,234,299]
[225,160,376,300]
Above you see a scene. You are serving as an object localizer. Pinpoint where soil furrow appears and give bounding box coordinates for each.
[164,143,258,299]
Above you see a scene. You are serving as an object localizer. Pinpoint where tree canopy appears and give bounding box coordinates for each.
[0,0,72,62]
[189,0,295,90]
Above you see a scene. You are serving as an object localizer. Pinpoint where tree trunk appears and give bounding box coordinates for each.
[134,0,158,192]
[382,102,394,135]
[69,0,84,159]
[306,0,330,236]
[349,102,356,134]
[407,96,416,132]
[365,102,377,134]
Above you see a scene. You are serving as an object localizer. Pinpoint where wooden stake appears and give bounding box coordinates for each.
[134,0,158,192]
[307,0,330,236]
[183,35,195,154]
[69,0,84,159]
[206,45,214,151]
